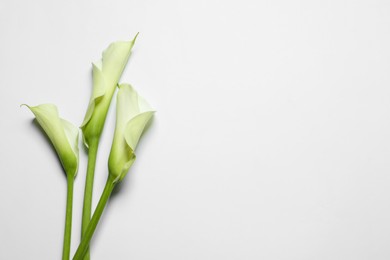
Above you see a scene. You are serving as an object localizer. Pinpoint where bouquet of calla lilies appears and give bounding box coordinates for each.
[23,34,154,260]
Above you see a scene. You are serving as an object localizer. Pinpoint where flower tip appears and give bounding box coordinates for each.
[20,103,30,109]
[133,32,140,42]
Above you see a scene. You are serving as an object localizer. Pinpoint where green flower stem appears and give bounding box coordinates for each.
[62,174,75,260]
[81,138,99,260]
[73,175,116,260]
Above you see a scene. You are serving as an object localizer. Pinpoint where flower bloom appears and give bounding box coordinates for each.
[108,84,154,182]
[81,35,138,147]
[23,104,79,177]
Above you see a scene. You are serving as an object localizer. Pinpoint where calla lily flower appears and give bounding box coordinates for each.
[23,103,79,260]
[23,104,79,177]
[81,34,138,147]
[108,83,154,182]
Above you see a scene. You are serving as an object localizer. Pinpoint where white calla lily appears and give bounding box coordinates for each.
[23,103,79,259]
[23,104,79,177]
[108,84,154,182]
[81,34,138,147]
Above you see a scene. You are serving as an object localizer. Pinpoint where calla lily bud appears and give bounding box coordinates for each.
[108,84,154,182]
[81,34,138,147]
[23,104,79,178]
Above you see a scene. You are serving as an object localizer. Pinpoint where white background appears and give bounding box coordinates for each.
[1,0,390,259]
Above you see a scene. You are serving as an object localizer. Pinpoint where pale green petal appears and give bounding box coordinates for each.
[116,84,140,130]
[80,64,106,128]
[101,40,136,83]
[118,83,154,151]
[23,104,79,177]
[81,34,138,147]
[108,84,154,182]
[124,112,154,151]
[61,118,80,176]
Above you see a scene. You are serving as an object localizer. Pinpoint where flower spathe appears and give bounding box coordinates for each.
[81,34,138,147]
[108,84,154,182]
[23,104,79,178]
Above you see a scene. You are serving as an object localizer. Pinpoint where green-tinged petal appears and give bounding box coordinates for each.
[61,118,80,176]
[108,84,154,182]
[124,112,154,152]
[23,104,79,177]
[100,39,137,84]
[81,34,138,147]
[80,63,106,128]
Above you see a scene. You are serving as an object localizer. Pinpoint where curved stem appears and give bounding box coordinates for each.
[73,175,116,260]
[62,175,74,260]
[81,138,99,260]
